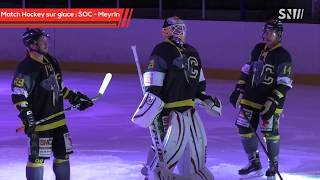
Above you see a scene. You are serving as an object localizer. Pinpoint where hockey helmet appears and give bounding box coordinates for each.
[22,28,49,47]
[263,19,283,42]
[263,19,283,33]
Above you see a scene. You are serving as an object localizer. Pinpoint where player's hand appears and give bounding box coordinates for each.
[199,96,222,117]
[260,98,277,120]
[69,91,94,111]
[229,88,244,109]
[18,108,36,136]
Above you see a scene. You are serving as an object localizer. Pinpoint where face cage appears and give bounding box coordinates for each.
[169,23,187,39]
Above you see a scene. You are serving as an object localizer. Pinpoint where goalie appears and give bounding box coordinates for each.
[11,28,93,180]
[132,16,222,180]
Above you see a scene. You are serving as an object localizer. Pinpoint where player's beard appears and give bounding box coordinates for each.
[36,45,48,55]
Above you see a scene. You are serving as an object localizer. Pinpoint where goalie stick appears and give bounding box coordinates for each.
[131,45,166,171]
[16,73,112,133]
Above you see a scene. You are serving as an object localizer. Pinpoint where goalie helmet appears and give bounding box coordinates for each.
[161,16,187,45]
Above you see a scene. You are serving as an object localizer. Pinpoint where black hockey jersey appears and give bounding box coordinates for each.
[11,54,67,131]
[144,39,206,112]
[239,43,293,110]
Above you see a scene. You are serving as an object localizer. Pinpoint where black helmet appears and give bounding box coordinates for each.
[263,19,283,33]
[22,28,49,47]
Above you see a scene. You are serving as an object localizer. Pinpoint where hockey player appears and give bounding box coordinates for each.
[132,16,222,179]
[11,28,93,180]
[230,20,293,179]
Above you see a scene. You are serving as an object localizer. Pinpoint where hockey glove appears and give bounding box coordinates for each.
[260,97,278,120]
[203,97,222,117]
[68,91,93,111]
[229,87,244,109]
[18,108,36,136]
[197,92,222,117]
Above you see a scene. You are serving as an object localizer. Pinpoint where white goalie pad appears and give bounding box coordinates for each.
[146,110,213,180]
[131,92,164,128]
[197,98,222,117]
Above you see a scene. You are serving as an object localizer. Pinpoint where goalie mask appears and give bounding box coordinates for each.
[162,16,187,45]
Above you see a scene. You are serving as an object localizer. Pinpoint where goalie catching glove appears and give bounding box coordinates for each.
[197,91,222,117]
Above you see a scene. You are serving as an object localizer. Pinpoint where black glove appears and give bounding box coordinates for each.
[260,97,278,120]
[18,108,36,136]
[68,91,93,111]
[229,87,244,108]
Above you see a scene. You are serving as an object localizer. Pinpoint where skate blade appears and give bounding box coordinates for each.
[239,170,263,179]
[267,176,276,180]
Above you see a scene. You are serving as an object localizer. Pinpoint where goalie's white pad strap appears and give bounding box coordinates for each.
[131,92,164,128]
[143,71,166,87]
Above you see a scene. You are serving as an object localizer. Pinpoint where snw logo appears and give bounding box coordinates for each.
[278,9,304,20]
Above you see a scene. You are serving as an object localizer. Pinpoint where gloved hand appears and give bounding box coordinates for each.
[229,87,244,109]
[196,91,222,117]
[203,96,222,117]
[260,97,278,120]
[18,108,36,136]
[68,91,93,111]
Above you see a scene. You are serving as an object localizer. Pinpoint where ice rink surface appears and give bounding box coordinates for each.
[1,72,319,180]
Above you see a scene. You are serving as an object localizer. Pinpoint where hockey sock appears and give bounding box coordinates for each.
[240,133,259,157]
[53,159,70,180]
[26,162,44,180]
[265,135,280,163]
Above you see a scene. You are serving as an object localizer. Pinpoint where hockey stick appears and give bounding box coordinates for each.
[240,108,283,180]
[16,73,112,133]
[131,46,145,93]
[131,45,166,170]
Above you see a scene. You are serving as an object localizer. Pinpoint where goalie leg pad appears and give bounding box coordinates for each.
[162,110,190,169]
[187,110,213,179]
[148,110,189,173]
[131,92,164,128]
[148,110,213,179]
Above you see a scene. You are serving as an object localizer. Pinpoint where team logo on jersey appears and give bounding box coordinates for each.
[41,74,60,105]
[262,64,274,85]
[252,61,274,86]
[181,56,199,82]
[188,56,199,79]
[14,77,24,87]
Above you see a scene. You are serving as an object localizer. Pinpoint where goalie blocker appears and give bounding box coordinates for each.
[131,92,164,128]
